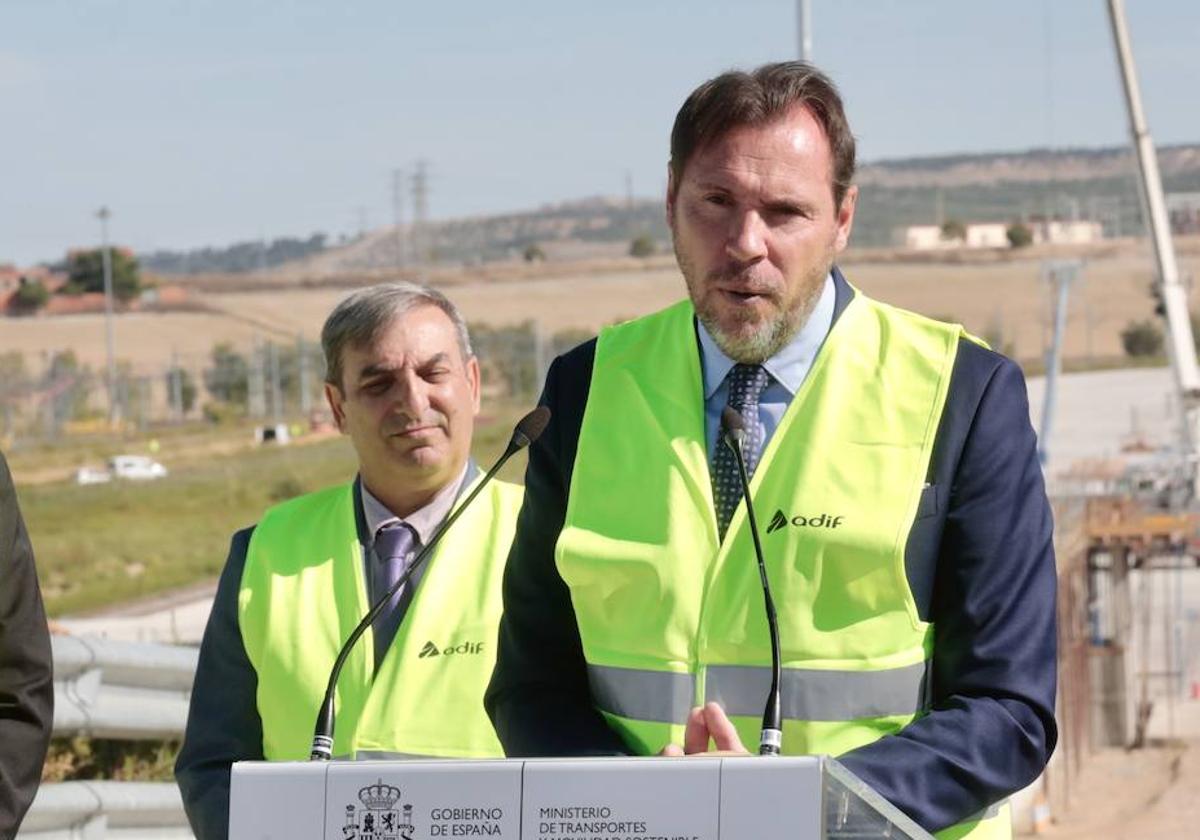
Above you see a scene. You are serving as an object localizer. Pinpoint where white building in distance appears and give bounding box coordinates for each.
[899,219,1104,250]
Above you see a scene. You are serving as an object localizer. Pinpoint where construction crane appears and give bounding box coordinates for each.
[1107,0,1200,501]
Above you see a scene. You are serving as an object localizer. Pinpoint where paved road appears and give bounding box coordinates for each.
[1026,366,1178,468]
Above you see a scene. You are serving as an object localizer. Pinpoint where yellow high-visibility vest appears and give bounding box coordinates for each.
[557,294,1008,839]
[240,477,520,760]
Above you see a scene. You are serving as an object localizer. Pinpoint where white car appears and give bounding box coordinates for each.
[108,455,168,481]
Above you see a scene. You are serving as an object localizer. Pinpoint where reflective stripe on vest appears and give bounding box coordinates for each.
[587,661,930,724]
[239,478,521,761]
[560,293,1010,839]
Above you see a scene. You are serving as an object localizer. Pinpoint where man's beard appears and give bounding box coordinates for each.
[675,241,829,365]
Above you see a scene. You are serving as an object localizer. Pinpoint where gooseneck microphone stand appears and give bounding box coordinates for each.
[720,406,783,756]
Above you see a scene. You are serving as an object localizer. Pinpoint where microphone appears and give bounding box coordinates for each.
[309,405,552,761]
[720,405,783,757]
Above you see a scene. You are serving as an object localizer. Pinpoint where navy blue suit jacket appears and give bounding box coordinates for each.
[485,270,1057,833]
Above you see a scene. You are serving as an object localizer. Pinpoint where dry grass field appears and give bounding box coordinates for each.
[0,309,281,371]
[3,238,1198,374]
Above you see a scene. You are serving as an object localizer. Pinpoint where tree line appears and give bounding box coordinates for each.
[139,233,330,275]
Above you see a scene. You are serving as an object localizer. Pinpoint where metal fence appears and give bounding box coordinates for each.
[21,636,198,839]
[51,636,195,740]
[0,321,592,450]
[20,782,194,840]
[0,337,327,446]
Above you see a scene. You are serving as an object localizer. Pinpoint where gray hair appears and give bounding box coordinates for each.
[321,282,473,390]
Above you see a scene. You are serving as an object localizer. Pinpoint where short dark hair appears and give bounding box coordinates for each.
[321,282,473,391]
[669,61,856,208]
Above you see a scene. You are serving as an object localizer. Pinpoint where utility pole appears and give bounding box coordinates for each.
[1037,260,1083,467]
[411,160,429,268]
[298,333,312,417]
[393,168,406,271]
[269,341,283,425]
[1107,0,1200,489]
[797,0,813,61]
[248,335,266,419]
[97,206,119,427]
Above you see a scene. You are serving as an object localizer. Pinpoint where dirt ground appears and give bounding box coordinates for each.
[1028,741,1198,838]
[1028,700,1200,838]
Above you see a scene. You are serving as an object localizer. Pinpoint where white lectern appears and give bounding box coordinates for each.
[230,755,932,839]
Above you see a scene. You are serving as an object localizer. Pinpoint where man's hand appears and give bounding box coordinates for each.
[659,702,751,757]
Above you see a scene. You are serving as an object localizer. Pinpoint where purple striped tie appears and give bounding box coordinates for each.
[372,523,416,668]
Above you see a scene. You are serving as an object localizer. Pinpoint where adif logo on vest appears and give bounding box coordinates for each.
[766,509,845,534]
[418,639,485,658]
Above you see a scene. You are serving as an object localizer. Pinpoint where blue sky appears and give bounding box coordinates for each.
[3,0,1198,265]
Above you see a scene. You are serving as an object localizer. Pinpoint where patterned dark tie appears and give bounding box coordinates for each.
[372,522,417,669]
[711,363,770,540]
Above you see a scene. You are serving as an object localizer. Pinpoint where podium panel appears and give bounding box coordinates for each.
[523,758,719,840]
[230,756,932,839]
[326,760,522,839]
[230,760,327,837]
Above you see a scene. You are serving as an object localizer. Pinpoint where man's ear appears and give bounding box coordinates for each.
[833,184,858,253]
[467,355,481,416]
[324,382,348,433]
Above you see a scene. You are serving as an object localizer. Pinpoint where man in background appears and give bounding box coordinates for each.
[177,283,522,839]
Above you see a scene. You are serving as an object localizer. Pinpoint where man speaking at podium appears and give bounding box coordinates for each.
[486,63,1056,839]
[177,284,522,840]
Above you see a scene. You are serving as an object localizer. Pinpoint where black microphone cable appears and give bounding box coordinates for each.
[309,405,552,761]
[720,405,783,756]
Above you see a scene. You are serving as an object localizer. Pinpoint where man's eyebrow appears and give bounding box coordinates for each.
[421,352,452,366]
[357,352,454,380]
[356,362,398,380]
[765,197,813,212]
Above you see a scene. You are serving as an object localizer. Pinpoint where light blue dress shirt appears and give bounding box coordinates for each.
[698,272,836,460]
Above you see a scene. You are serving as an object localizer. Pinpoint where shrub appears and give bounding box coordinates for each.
[940,219,967,242]
[1120,319,1164,357]
[629,235,655,258]
[1006,222,1033,248]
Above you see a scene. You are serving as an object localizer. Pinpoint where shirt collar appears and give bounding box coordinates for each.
[360,462,470,546]
[698,272,836,398]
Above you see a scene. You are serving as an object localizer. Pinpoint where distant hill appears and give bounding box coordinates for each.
[143,143,1200,275]
[851,143,1200,246]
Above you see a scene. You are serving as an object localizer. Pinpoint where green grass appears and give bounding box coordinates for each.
[20,405,527,617]
[6,419,262,476]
